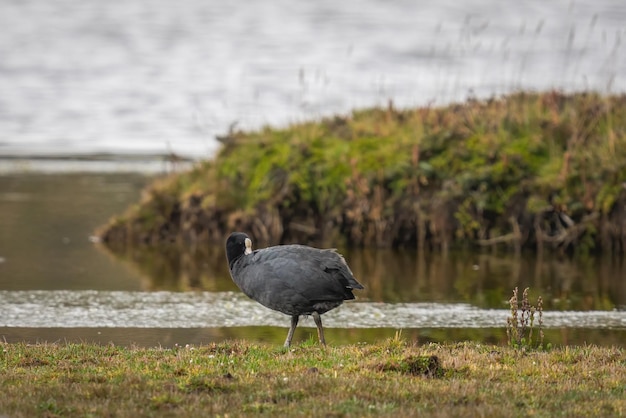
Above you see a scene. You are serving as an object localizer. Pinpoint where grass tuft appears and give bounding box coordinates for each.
[374,355,443,378]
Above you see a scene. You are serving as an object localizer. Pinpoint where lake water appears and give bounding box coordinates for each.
[1,0,625,158]
[1,173,625,347]
[1,1,625,346]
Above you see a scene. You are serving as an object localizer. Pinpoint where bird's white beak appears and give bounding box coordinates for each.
[244,238,252,255]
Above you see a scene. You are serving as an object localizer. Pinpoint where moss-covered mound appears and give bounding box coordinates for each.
[99,91,626,253]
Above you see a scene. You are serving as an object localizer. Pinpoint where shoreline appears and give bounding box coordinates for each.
[98,91,626,254]
[0,154,195,175]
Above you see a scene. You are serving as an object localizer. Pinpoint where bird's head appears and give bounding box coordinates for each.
[225,232,253,268]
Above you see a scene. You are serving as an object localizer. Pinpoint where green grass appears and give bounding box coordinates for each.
[1,339,624,417]
[98,91,626,254]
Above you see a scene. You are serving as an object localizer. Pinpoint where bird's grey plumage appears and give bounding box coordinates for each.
[226,232,363,347]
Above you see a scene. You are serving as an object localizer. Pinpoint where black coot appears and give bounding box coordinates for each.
[226,232,364,347]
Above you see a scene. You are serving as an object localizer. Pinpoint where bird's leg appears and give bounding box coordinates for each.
[312,312,326,346]
[284,315,299,348]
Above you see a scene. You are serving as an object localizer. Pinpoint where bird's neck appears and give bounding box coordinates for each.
[228,253,244,271]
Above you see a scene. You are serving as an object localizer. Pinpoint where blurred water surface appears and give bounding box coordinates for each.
[1,0,625,158]
[0,172,150,290]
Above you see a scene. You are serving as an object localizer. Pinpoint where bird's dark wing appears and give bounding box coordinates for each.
[231,245,360,315]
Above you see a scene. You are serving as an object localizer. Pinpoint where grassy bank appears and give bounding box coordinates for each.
[99,91,626,253]
[1,339,624,417]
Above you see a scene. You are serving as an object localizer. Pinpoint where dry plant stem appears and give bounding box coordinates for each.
[508,287,520,346]
[538,295,545,347]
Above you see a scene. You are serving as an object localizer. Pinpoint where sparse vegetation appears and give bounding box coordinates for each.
[506,287,546,350]
[98,91,626,254]
[1,339,624,417]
